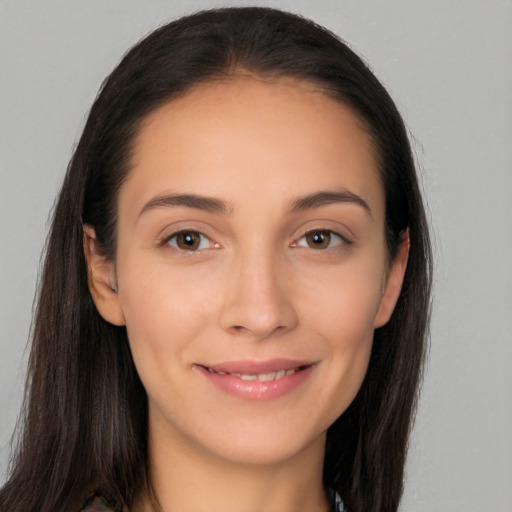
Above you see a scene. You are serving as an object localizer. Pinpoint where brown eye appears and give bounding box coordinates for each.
[305,231,331,249]
[168,231,209,251]
[294,230,347,250]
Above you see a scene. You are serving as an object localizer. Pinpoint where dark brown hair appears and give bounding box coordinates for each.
[0,7,432,512]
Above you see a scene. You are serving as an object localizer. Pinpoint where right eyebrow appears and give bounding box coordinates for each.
[137,192,233,219]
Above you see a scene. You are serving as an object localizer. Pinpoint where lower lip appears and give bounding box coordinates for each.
[195,365,315,401]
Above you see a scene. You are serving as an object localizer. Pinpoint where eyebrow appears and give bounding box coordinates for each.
[289,190,372,216]
[138,193,232,217]
[137,189,371,219]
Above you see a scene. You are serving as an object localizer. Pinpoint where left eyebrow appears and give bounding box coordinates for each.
[289,190,372,217]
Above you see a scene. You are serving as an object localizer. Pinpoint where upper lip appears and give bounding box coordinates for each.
[197,359,316,374]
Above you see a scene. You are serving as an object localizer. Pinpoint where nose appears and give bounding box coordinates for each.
[219,248,299,340]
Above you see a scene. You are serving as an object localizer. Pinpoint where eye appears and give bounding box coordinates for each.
[166,230,212,251]
[294,230,348,250]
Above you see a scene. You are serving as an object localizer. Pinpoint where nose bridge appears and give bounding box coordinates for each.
[219,239,297,339]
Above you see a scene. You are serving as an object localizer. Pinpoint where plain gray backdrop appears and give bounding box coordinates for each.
[1,1,511,510]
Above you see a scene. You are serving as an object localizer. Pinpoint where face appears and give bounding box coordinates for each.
[87,75,407,466]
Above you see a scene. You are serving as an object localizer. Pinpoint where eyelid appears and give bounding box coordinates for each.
[156,225,353,253]
[160,229,219,252]
[292,229,353,249]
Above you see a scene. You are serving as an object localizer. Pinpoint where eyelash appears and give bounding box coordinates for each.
[161,228,351,253]
[163,230,216,252]
[293,229,352,250]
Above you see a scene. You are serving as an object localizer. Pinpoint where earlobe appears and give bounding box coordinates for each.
[373,230,409,328]
[83,225,126,326]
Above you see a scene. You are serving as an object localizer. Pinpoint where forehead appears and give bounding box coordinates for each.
[121,75,384,221]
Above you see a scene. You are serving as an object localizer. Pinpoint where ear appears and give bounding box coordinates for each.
[373,230,409,328]
[83,225,125,326]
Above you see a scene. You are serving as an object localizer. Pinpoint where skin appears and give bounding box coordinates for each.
[85,75,408,512]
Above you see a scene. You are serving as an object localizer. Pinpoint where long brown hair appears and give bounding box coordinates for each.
[0,7,432,512]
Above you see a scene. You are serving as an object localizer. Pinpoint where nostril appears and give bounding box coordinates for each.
[228,325,250,336]
[229,323,288,338]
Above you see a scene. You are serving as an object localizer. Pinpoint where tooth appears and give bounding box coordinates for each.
[240,374,257,381]
[230,369,298,381]
[257,372,276,382]
[217,371,227,375]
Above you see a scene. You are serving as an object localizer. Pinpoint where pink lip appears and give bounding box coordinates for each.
[193,359,316,401]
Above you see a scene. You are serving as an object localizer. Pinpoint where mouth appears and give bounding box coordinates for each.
[193,360,316,400]
[198,364,312,382]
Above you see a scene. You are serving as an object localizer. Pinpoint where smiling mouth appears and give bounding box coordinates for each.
[198,364,313,382]
[194,361,316,400]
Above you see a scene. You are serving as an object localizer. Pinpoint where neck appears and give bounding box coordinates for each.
[136,419,330,512]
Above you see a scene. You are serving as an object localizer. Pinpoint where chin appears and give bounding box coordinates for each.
[188,416,328,467]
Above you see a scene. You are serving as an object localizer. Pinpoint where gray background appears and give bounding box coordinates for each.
[1,1,511,510]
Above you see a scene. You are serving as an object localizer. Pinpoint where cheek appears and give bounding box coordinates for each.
[298,258,385,411]
[323,282,381,344]
[301,254,385,342]
[116,255,219,373]
[317,279,379,374]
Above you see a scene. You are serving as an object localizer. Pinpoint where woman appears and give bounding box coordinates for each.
[0,7,431,512]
